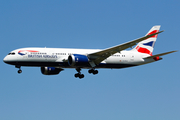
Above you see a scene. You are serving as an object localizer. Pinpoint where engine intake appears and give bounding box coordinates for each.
[41,67,63,75]
[68,54,89,67]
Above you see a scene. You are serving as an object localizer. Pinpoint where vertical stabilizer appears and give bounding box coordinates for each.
[132,25,161,55]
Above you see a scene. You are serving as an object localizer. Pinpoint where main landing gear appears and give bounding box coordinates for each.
[74,68,99,79]
[74,68,84,79]
[16,65,22,74]
[88,69,98,75]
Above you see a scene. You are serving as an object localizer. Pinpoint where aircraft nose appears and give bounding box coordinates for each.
[3,56,9,63]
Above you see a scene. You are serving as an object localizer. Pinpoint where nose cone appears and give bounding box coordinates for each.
[3,56,9,63]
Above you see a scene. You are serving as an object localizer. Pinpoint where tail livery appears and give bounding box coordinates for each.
[135,26,177,61]
[133,25,161,55]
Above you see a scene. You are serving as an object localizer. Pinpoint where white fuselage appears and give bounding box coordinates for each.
[4,47,154,69]
[3,26,175,78]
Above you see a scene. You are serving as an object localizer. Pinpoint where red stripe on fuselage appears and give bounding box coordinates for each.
[18,50,39,53]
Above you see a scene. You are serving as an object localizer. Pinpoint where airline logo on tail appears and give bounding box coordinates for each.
[147,30,159,38]
[136,46,153,55]
[143,41,154,47]
[134,26,160,56]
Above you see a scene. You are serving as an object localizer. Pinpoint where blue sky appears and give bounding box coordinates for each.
[0,0,179,120]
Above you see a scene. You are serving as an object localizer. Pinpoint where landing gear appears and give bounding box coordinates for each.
[75,68,84,79]
[18,70,22,74]
[16,65,22,74]
[88,69,98,75]
[74,73,84,79]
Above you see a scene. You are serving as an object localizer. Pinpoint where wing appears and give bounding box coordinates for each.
[88,30,164,66]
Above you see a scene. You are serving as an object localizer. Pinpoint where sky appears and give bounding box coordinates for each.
[0,0,180,120]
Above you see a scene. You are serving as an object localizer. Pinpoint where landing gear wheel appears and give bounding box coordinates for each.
[75,73,80,78]
[74,68,85,79]
[93,70,98,75]
[18,70,22,74]
[74,73,84,79]
[79,74,84,79]
[88,69,93,74]
[88,69,98,75]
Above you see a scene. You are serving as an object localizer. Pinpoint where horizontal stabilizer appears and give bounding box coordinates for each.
[144,50,177,59]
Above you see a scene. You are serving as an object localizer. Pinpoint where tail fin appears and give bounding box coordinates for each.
[132,25,161,56]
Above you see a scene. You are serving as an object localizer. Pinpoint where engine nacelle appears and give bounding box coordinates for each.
[41,67,63,75]
[68,54,89,67]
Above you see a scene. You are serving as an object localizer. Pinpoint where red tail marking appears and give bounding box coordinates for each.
[136,46,152,55]
[147,30,159,38]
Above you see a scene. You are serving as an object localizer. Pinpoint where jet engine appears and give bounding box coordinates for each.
[68,54,89,67]
[41,67,63,75]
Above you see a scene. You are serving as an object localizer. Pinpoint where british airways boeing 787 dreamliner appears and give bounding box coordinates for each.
[3,26,177,78]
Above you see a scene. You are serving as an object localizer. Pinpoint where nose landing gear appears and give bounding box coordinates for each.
[16,65,22,74]
[18,69,22,74]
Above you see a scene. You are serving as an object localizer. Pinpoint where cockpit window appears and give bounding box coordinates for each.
[8,52,15,55]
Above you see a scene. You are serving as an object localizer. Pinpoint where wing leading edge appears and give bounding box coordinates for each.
[88,30,164,66]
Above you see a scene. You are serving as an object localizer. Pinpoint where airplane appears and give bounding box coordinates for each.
[3,25,177,79]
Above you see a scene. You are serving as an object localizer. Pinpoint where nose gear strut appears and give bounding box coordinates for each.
[16,65,22,74]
